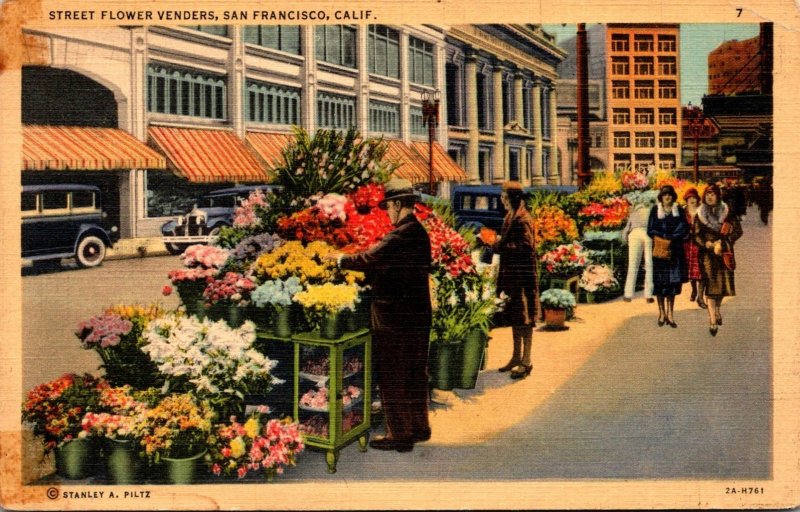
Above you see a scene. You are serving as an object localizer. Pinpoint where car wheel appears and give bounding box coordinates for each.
[165,242,189,255]
[75,235,107,267]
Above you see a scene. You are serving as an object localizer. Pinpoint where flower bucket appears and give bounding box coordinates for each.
[344,309,358,332]
[160,449,207,485]
[428,343,458,391]
[55,438,97,480]
[104,438,144,484]
[319,312,343,340]
[225,305,246,328]
[272,307,293,338]
[544,308,568,330]
[177,282,206,318]
[251,307,272,332]
[584,292,595,304]
[457,329,488,390]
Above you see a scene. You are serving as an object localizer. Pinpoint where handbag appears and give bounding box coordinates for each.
[652,236,671,260]
[722,250,736,271]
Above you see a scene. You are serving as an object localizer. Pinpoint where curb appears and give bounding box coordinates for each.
[105,238,171,261]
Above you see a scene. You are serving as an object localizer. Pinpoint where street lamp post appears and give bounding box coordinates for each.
[686,102,705,183]
[421,89,440,195]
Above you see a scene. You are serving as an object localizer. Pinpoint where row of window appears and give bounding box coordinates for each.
[612,107,677,125]
[610,33,677,52]
[448,144,548,182]
[612,131,678,148]
[611,80,678,100]
[182,24,435,85]
[613,154,677,172]
[610,56,677,76]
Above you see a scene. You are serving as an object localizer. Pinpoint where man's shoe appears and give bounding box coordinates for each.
[411,429,432,442]
[623,297,632,303]
[646,298,655,303]
[369,437,413,452]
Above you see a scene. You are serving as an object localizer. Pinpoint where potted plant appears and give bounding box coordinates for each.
[168,244,230,317]
[540,242,590,281]
[539,288,577,330]
[140,393,214,484]
[293,282,360,339]
[209,409,305,481]
[203,271,257,327]
[578,264,620,303]
[251,276,304,337]
[22,373,106,479]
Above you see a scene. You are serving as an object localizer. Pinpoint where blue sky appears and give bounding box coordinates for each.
[542,24,760,106]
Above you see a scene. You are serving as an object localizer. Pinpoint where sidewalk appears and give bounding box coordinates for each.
[105,237,170,260]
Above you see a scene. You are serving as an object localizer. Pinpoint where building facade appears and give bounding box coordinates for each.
[708,36,762,96]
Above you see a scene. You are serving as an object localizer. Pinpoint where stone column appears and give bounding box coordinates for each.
[399,29,411,143]
[356,26,370,133]
[301,26,317,133]
[124,27,149,239]
[514,72,526,183]
[465,54,480,183]
[492,64,504,183]
[548,84,560,184]
[229,25,246,139]
[435,42,447,148]
[531,79,545,185]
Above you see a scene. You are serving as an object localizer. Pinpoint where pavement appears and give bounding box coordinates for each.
[105,237,170,260]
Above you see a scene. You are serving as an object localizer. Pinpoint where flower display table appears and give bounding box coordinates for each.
[257,328,372,474]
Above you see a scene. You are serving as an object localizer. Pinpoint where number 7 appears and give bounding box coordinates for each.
[736,7,743,16]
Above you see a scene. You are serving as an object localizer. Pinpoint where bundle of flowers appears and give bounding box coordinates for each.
[210,411,304,480]
[301,356,361,376]
[620,169,650,191]
[81,410,145,441]
[299,385,361,410]
[315,193,349,222]
[232,189,271,229]
[540,242,590,277]
[429,270,507,343]
[75,313,133,349]
[293,283,359,314]
[251,277,304,309]
[141,314,280,418]
[276,206,353,247]
[540,288,577,310]
[585,170,623,197]
[203,272,257,307]
[167,268,218,286]
[22,374,106,453]
[623,189,659,209]
[252,241,364,286]
[182,244,230,270]
[227,233,284,271]
[578,197,630,230]
[533,204,580,251]
[415,203,475,278]
[348,183,385,213]
[139,393,215,462]
[579,264,620,293]
[340,202,394,254]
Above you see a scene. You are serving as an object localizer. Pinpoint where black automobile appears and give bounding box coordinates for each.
[160,185,281,254]
[21,184,119,268]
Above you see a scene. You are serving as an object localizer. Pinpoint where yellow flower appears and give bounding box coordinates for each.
[244,417,259,439]
[230,436,246,458]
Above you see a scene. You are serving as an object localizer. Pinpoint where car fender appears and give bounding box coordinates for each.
[206,219,231,231]
[74,225,112,252]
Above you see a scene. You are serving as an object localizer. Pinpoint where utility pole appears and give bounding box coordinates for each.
[576,23,591,190]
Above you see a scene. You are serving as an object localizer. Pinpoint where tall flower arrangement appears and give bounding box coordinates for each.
[620,169,650,191]
[139,393,215,462]
[540,242,590,277]
[578,197,630,231]
[533,204,580,251]
[252,241,364,286]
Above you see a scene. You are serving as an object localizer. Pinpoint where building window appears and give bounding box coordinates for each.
[243,26,300,54]
[634,154,655,172]
[634,108,654,124]
[477,72,491,130]
[478,146,492,182]
[527,148,535,180]
[612,81,630,99]
[614,153,631,171]
[634,57,654,75]
[612,108,630,124]
[634,34,654,52]
[658,131,678,148]
[315,25,357,68]
[658,35,677,52]
[316,92,356,129]
[446,62,464,126]
[147,64,227,119]
[182,25,229,37]
[634,80,654,99]
[659,108,677,125]
[659,154,676,169]
[611,57,630,75]
[508,148,521,181]
[635,132,656,148]
[613,131,631,148]
[368,25,400,79]
[593,133,604,148]
[658,80,677,99]
[246,81,300,125]
[408,36,434,86]
[368,100,400,135]
[542,147,550,178]
[448,144,467,169]
[658,56,677,75]
[410,106,426,137]
[146,172,218,218]
[611,34,629,52]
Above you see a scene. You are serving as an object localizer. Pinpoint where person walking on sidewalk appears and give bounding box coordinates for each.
[682,188,707,309]
[647,185,690,328]
[488,181,538,380]
[330,178,432,452]
[692,184,743,336]
[621,190,657,303]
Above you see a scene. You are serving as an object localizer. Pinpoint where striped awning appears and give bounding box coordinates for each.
[384,140,431,184]
[245,131,294,170]
[411,142,467,182]
[148,126,268,183]
[22,125,167,171]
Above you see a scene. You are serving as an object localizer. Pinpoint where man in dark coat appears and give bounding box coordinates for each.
[332,178,432,452]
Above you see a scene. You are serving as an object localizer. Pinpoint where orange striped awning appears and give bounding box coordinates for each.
[384,140,431,184]
[411,141,467,182]
[245,131,294,170]
[22,125,167,171]
[148,126,268,183]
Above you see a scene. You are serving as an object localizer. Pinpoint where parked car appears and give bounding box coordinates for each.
[160,185,281,254]
[21,184,119,268]
[451,184,577,232]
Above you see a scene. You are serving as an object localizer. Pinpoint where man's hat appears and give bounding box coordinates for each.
[379,178,421,208]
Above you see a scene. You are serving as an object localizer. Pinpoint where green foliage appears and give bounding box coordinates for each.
[423,195,477,248]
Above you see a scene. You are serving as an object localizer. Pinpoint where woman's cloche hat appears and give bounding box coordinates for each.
[378,178,422,208]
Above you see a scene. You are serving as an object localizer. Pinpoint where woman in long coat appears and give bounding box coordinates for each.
[682,188,707,309]
[491,181,538,380]
[693,184,743,336]
[647,185,689,328]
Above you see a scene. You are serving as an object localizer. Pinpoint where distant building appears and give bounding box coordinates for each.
[708,36,762,96]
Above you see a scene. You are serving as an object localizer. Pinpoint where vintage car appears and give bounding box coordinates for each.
[160,185,280,254]
[21,184,119,268]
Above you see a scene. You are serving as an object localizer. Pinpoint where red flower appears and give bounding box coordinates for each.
[162,285,173,296]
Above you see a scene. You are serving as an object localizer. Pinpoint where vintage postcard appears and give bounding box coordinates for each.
[0,0,798,509]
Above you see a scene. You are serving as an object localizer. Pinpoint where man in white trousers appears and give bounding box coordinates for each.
[622,190,658,302]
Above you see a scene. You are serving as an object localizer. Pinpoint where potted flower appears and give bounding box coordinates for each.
[578,264,620,303]
[539,288,577,330]
[209,409,305,481]
[21,373,106,479]
[293,282,360,339]
[168,244,230,317]
[203,271,257,327]
[251,276,304,337]
[140,393,214,484]
[540,242,590,280]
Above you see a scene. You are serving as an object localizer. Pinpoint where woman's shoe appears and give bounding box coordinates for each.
[668,320,678,328]
[709,324,718,336]
[716,314,723,326]
[690,291,697,302]
[498,360,520,373]
[658,317,666,327]
[697,297,708,309]
[510,364,533,379]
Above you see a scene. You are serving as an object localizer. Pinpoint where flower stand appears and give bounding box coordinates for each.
[55,438,97,480]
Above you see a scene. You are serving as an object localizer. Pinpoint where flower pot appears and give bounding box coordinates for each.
[457,329,488,390]
[55,438,97,480]
[319,312,343,340]
[104,438,144,484]
[428,343,458,391]
[177,282,207,318]
[544,308,567,329]
[251,307,272,332]
[584,292,595,303]
[160,449,207,485]
[272,307,293,338]
[225,305,246,328]
[344,309,358,332]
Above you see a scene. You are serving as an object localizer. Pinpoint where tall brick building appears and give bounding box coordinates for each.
[708,36,762,95]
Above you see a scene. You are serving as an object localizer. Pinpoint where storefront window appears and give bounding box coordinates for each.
[145,172,222,218]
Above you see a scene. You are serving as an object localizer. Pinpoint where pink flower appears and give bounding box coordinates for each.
[212,463,221,476]
[162,285,173,296]
[237,466,248,479]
